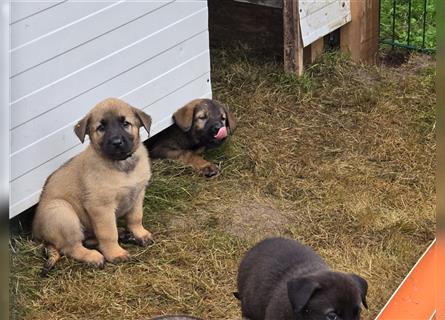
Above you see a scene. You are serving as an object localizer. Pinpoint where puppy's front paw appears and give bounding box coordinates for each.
[199,163,220,177]
[103,246,130,263]
[85,250,105,268]
[119,228,154,246]
[134,230,154,247]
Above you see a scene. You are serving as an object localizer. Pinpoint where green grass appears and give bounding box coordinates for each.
[380,0,436,50]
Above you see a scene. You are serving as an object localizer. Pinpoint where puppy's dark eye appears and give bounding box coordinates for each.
[326,312,338,320]
[96,124,105,133]
[122,120,131,128]
[197,114,207,120]
[221,115,227,121]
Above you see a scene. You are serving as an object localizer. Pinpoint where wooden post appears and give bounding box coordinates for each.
[340,0,379,64]
[304,37,324,65]
[310,38,325,63]
[283,0,303,75]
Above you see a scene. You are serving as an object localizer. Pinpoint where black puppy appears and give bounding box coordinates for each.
[235,237,368,320]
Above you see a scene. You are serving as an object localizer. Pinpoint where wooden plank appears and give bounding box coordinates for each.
[304,37,324,65]
[375,239,437,320]
[11,2,110,49]
[234,0,282,9]
[11,3,207,127]
[340,0,379,64]
[10,73,211,218]
[311,38,324,62]
[11,143,86,218]
[299,0,351,47]
[10,0,212,217]
[283,0,303,75]
[11,7,208,139]
[10,1,172,76]
[1,0,10,215]
[145,74,212,139]
[11,29,210,155]
[11,45,211,181]
[208,0,283,52]
[10,1,65,24]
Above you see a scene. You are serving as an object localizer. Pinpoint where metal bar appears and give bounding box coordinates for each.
[422,0,428,48]
[380,39,436,53]
[379,0,436,52]
[407,0,412,45]
[392,0,396,48]
[378,0,381,41]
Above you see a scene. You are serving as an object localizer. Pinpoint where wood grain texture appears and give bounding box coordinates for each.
[208,0,283,52]
[340,0,379,64]
[234,0,282,8]
[304,37,324,65]
[299,0,351,47]
[283,0,303,75]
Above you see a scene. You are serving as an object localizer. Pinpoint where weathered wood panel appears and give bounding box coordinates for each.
[283,0,303,74]
[234,0,282,8]
[230,0,351,48]
[208,0,283,52]
[299,0,351,47]
[340,0,379,63]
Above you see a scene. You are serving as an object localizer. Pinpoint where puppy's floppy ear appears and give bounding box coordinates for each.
[216,100,237,133]
[349,274,368,309]
[132,107,152,135]
[287,277,320,314]
[173,101,196,132]
[74,114,90,143]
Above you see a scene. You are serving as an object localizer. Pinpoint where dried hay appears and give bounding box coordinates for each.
[10,47,436,319]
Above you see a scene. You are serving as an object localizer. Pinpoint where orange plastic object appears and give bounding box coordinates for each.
[436,238,445,320]
[375,239,439,320]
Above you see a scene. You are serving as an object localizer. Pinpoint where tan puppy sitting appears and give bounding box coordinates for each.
[32,98,153,274]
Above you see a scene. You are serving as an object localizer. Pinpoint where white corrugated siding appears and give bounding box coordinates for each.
[10,0,212,218]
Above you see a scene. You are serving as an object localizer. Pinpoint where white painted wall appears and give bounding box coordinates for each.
[1,1,10,216]
[10,0,212,218]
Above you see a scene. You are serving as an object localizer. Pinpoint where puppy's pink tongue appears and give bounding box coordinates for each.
[214,126,228,140]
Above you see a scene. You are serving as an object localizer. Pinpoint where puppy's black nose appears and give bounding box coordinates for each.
[211,125,222,135]
[111,137,124,147]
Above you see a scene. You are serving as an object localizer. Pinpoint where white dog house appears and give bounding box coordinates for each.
[9,0,212,218]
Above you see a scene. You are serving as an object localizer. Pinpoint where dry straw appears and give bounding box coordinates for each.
[10,47,435,320]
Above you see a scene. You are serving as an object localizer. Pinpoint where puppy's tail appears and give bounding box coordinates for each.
[233,292,241,300]
[40,244,61,277]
